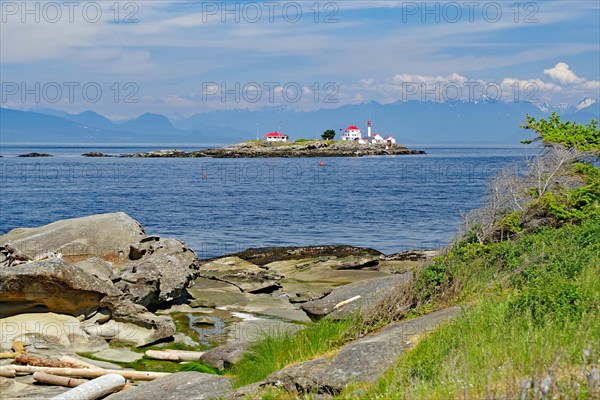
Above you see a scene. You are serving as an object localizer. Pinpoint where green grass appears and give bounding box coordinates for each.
[231,318,355,387]
[338,217,600,399]
[77,351,220,375]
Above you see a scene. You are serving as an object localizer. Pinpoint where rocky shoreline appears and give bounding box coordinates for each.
[0,213,443,399]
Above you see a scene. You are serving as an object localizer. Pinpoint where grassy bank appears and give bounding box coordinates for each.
[342,217,600,399]
[231,318,354,387]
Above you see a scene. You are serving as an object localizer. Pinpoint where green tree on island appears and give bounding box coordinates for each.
[321,129,336,141]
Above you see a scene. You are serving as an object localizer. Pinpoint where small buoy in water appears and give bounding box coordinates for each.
[319,161,325,167]
[202,172,208,179]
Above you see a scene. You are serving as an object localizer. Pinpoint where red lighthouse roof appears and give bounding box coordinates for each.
[264,132,288,137]
[345,125,359,130]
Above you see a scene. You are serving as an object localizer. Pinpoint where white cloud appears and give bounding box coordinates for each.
[543,62,585,85]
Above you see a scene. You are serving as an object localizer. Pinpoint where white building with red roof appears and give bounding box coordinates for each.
[264,131,288,142]
[340,125,362,141]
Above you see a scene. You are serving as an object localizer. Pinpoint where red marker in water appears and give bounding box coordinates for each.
[203,172,208,179]
[319,161,325,167]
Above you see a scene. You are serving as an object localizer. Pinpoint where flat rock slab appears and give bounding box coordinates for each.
[233,307,462,397]
[199,257,282,293]
[105,371,232,400]
[300,273,413,320]
[92,347,144,363]
[226,312,303,344]
[0,376,67,400]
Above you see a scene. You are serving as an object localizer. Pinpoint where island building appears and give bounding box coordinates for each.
[341,121,396,147]
[264,131,289,142]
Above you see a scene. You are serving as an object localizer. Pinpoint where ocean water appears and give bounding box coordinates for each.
[0,145,530,259]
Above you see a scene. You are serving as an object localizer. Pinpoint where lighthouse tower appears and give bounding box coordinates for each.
[367,120,372,137]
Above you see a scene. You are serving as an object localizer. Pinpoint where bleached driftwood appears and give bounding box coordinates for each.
[333,295,361,310]
[49,373,125,400]
[6,365,169,381]
[0,340,27,359]
[58,356,101,370]
[145,349,205,361]
[1,242,32,267]
[33,372,88,387]
[0,366,16,378]
[15,354,79,368]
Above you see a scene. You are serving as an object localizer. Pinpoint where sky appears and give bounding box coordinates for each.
[1,0,599,120]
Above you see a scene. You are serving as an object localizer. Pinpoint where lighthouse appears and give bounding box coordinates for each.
[367,120,372,137]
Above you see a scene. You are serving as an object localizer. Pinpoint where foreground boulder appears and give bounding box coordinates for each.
[0,213,200,310]
[105,372,232,400]
[0,258,175,346]
[0,212,145,264]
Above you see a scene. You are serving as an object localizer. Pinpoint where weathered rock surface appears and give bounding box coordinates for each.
[231,307,462,397]
[0,376,67,399]
[200,341,251,370]
[199,256,282,293]
[0,313,108,356]
[0,258,121,318]
[0,258,175,346]
[116,238,200,309]
[230,245,384,267]
[1,212,200,315]
[105,372,232,400]
[300,272,413,321]
[0,212,145,264]
[74,257,117,283]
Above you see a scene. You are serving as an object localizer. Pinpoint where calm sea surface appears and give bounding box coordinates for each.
[0,144,531,259]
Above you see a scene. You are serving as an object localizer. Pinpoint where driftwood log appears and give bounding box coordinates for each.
[0,366,16,378]
[58,356,101,370]
[15,354,80,368]
[1,242,32,267]
[145,349,205,361]
[6,365,169,381]
[333,295,361,310]
[33,372,88,388]
[0,340,27,359]
[49,373,126,400]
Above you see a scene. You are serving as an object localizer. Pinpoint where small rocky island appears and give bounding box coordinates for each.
[121,140,426,158]
[0,212,451,399]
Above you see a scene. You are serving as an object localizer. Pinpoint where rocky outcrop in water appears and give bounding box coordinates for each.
[122,141,426,158]
[17,153,53,157]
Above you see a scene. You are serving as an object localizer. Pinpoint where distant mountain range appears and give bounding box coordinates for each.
[1,98,598,145]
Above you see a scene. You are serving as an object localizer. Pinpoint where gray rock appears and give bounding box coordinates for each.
[300,273,413,320]
[0,212,145,265]
[229,245,384,267]
[0,258,121,318]
[1,212,200,311]
[75,257,116,283]
[117,238,200,308]
[105,372,232,400]
[257,307,462,395]
[200,341,251,370]
[0,376,67,399]
[199,257,282,293]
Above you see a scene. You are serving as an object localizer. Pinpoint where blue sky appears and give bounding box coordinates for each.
[1,0,599,119]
